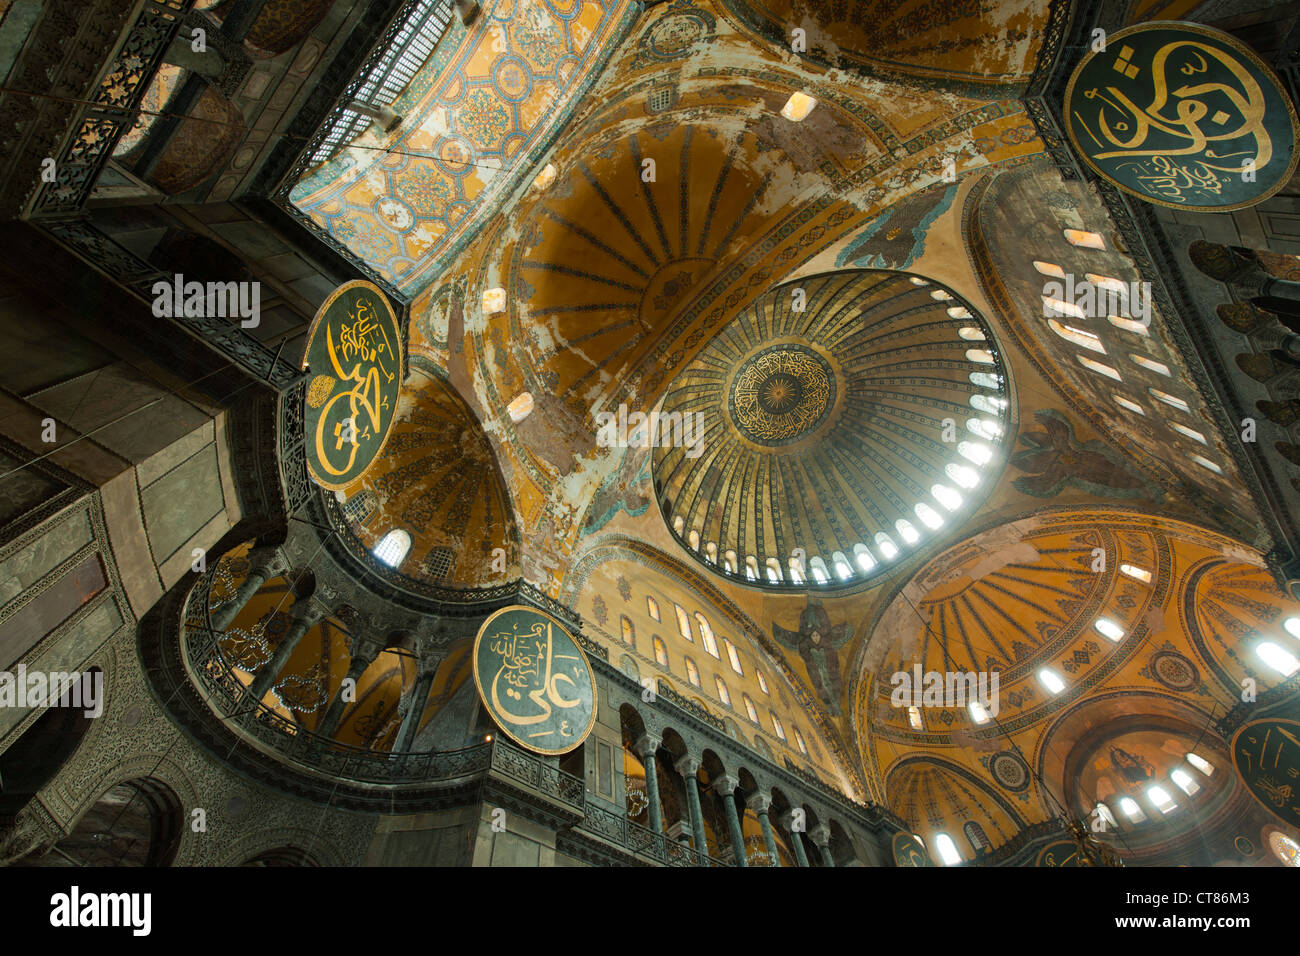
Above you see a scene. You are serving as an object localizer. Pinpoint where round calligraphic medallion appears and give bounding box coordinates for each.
[471,605,597,755]
[1231,718,1300,827]
[1036,840,1083,867]
[300,280,403,490]
[728,344,836,446]
[892,831,933,867]
[1064,22,1299,211]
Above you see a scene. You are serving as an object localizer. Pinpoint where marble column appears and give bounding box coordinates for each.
[316,635,384,738]
[809,823,835,868]
[713,774,747,867]
[248,602,323,701]
[747,791,781,866]
[779,809,810,867]
[633,733,664,835]
[674,753,708,857]
[211,547,280,632]
[393,647,446,753]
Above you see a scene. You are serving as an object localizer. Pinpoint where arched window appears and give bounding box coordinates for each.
[756,669,769,695]
[794,728,808,755]
[853,544,876,572]
[1270,832,1300,867]
[945,463,979,489]
[969,371,1000,389]
[653,636,669,667]
[765,557,783,583]
[620,616,635,648]
[1033,260,1066,278]
[1064,228,1106,250]
[788,553,806,583]
[724,550,738,573]
[646,596,660,621]
[705,541,718,564]
[1130,353,1170,376]
[957,325,984,340]
[969,394,1006,414]
[832,551,853,580]
[725,639,743,675]
[688,528,700,549]
[963,821,991,855]
[1171,423,1207,444]
[809,556,830,583]
[895,518,920,544]
[1114,394,1146,415]
[506,392,534,422]
[673,515,685,534]
[1049,319,1106,352]
[1079,355,1122,380]
[745,555,759,581]
[373,530,412,568]
[1109,314,1150,336]
[696,613,719,659]
[743,693,759,723]
[675,604,692,641]
[965,348,995,364]
[875,531,899,559]
[933,833,963,865]
[769,711,786,740]
[1149,387,1190,412]
[957,441,992,466]
[685,657,701,687]
[715,676,731,706]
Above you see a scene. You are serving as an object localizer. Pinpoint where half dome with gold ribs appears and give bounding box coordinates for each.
[652,269,1012,590]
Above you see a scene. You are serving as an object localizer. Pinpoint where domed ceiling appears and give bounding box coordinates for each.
[653,269,1012,590]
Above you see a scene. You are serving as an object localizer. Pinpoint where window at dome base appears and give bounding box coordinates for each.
[373,530,411,568]
[651,270,1010,592]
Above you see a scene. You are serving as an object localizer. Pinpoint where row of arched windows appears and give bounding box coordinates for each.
[1035,237,1224,476]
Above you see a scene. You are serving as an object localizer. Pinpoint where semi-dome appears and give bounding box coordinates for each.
[652,269,1011,590]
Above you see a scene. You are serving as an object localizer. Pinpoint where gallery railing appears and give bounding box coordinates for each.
[575,801,727,867]
[181,568,582,800]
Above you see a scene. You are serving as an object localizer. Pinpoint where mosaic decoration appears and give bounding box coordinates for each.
[1232,718,1300,828]
[730,345,835,446]
[290,0,638,291]
[892,831,932,866]
[834,183,958,271]
[1147,648,1199,692]
[1064,22,1299,211]
[301,281,403,491]
[472,605,597,755]
[1009,409,1155,499]
[772,600,852,716]
[989,751,1031,792]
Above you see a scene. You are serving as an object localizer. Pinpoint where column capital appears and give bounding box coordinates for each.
[246,545,286,575]
[777,809,803,831]
[633,733,662,758]
[712,773,739,796]
[674,753,701,777]
[746,790,772,814]
[291,601,326,629]
[808,823,831,847]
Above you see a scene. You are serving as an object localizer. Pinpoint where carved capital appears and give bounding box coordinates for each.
[808,823,831,847]
[633,733,662,759]
[746,790,772,814]
[674,752,701,778]
[712,773,739,797]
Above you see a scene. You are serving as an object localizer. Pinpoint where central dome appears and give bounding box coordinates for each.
[653,269,1012,590]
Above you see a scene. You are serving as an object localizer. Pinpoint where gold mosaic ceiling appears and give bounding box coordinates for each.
[653,269,1012,589]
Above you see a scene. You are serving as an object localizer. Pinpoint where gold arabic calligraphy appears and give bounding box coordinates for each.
[312,295,396,478]
[488,621,585,736]
[1072,38,1274,204]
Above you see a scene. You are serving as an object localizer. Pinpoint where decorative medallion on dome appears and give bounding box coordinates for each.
[730,345,835,445]
[654,270,1011,590]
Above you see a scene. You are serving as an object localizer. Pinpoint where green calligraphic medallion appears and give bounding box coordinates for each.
[472,605,597,755]
[1036,840,1083,867]
[1231,718,1300,827]
[892,832,933,867]
[301,280,403,491]
[1064,22,1299,211]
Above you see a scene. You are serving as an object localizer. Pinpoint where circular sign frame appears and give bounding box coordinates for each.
[471,605,598,756]
[1063,21,1299,212]
[892,831,933,867]
[300,280,404,491]
[1231,717,1300,828]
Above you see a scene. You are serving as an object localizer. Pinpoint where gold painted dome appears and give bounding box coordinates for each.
[652,269,1011,590]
